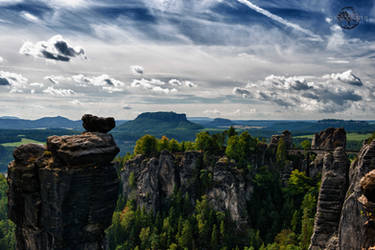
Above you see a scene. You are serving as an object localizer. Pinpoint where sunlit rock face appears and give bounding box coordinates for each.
[8,114,119,250]
[121,150,253,228]
[311,127,346,150]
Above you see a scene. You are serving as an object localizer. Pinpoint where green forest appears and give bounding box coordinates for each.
[0,128,371,250]
[0,174,15,250]
[106,128,322,250]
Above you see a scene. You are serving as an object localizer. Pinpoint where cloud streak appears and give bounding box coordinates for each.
[237,0,322,41]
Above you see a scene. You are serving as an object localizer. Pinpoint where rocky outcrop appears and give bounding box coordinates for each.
[270,130,292,149]
[309,147,349,250]
[207,160,249,227]
[311,128,346,150]
[82,114,115,133]
[121,151,252,224]
[122,154,161,211]
[338,139,375,249]
[8,115,119,250]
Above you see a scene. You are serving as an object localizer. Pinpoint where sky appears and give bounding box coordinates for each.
[0,0,374,120]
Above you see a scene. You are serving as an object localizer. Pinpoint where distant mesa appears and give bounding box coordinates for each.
[82,114,115,133]
[115,111,203,141]
[136,112,187,122]
[208,118,236,127]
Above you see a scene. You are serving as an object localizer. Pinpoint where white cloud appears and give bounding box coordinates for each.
[233,70,366,113]
[130,65,144,75]
[323,70,362,86]
[48,0,88,8]
[0,0,22,5]
[43,86,76,96]
[72,74,91,86]
[168,79,183,86]
[19,35,86,62]
[131,78,178,94]
[168,79,197,87]
[233,87,250,97]
[21,12,39,22]
[327,25,345,50]
[0,71,29,93]
[44,75,66,84]
[327,58,350,64]
[71,99,83,105]
[0,57,3,63]
[30,82,44,88]
[72,74,125,92]
[184,81,197,88]
[103,86,124,93]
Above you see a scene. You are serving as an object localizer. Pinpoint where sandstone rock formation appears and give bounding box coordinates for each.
[82,114,115,133]
[207,160,249,228]
[309,147,349,250]
[311,128,346,150]
[270,130,292,149]
[121,150,252,224]
[338,139,375,249]
[308,136,375,249]
[8,115,119,250]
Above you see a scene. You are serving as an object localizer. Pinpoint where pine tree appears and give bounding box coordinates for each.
[211,224,219,249]
[300,208,314,249]
[178,220,193,249]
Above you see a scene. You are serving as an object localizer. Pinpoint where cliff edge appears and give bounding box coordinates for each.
[7,114,119,250]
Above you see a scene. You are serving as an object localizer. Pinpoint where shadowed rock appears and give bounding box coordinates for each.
[13,143,45,165]
[309,147,349,250]
[82,114,115,133]
[337,139,375,249]
[8,119,119,250]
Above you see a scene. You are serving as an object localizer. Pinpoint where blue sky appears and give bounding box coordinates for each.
[0,0,374,120]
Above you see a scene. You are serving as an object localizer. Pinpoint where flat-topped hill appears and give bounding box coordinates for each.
[114,112,203,141]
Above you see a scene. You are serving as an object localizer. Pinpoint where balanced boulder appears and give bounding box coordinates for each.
[82,114,115,133]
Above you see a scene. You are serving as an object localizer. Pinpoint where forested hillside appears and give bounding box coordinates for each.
[106,128,322,249]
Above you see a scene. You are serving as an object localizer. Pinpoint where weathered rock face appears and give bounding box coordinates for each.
[8,117,119,250]
[122,154,161,212]
[270,130,292,149]
[338,139,375,249]
[82,114,115,133]
[207,160,249,227]
[309,147,349,250]
[121,151,252,224]
[360,169,375,202]
[311,128,346,150]
[308,154,324,179]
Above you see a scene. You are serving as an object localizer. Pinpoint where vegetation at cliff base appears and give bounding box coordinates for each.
[109,127,320,250]
[0,174,15,250]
